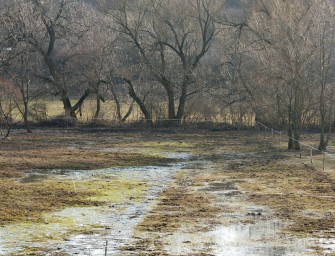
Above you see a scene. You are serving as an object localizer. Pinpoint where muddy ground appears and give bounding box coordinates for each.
[0,128,335,255]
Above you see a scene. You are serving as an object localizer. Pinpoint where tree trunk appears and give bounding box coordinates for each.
[0,102,12,139]
[318,81,326,150]
[319,124,326,151]
[124,78,153,126]
[292,86,302,151]
[318,90,326,151]
[166,86,176,120]
[176,84,188,121]
[72,89,91,114]
[111,84,123,122]
[121,101,134,123]
[292,108,301,151]
[288,124,294,150]
[287,84,302,151]
[293,126,301,150]
[288,99,294,150]
[326,122,332,148]
[62,96,76,118]
[23,100,32,133]
[94,94,101,119]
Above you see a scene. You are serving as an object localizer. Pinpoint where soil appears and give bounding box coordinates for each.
[1,128,335,255]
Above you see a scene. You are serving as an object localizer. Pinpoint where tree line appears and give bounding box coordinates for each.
[1,0,335,150]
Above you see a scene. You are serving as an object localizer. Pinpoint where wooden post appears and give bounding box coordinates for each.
[323,153,325,171]
[310,148,313,163]
[105,240,108,256]
[72,179,77,194]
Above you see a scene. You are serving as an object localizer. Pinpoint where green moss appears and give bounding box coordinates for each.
[78,178,146,203]
[0,173,148,254]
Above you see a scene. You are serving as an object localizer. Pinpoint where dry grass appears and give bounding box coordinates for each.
[0,129,176,225]
[0,179,98,225]
[33,98,139,122]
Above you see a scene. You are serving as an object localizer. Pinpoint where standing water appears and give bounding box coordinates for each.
[0,153,189,255]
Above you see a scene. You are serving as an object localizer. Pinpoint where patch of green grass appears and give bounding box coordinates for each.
[1,175,148,254]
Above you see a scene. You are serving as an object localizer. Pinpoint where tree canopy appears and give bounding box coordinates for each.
[1,0,335,149]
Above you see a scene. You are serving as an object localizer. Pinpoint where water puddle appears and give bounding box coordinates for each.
[20,173,49,183]
[319,238,335,254]
[0,153,190,255]
[210,221,310,255]
[316,228,335,254]
[161,164,317,256]
[164,220,313,256]
[59,163,184,256]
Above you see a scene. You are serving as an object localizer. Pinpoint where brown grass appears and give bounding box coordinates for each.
[0,129,176,225]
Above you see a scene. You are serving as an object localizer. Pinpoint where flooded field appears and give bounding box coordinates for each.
[1,152,190,255]
[0,129,335,255]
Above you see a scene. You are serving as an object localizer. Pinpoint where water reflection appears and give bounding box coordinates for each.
[165,221,313,256]
[20,173,49,183]
[0,154,188,256]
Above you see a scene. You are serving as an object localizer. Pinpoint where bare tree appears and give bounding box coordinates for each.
[2,0,97,119]
[310,0,335,150]
[1,1,53,132]
[0,78,20,138]
[246,0,320,150]
[109,0,221,125]
[4,51,33,133]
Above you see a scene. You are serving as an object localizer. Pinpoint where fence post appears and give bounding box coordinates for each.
[323,153,325,171]
[105,240,108,256]
[310,148,313,163]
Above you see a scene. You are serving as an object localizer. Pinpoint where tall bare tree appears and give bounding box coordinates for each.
[109,0,221,125]
[0,78,20,138]
[0,1,45,132]
[2,0,96,118]
[246,0,319,150]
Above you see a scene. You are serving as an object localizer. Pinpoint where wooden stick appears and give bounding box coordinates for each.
[105,241,108,256]
[323,153,325,171]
